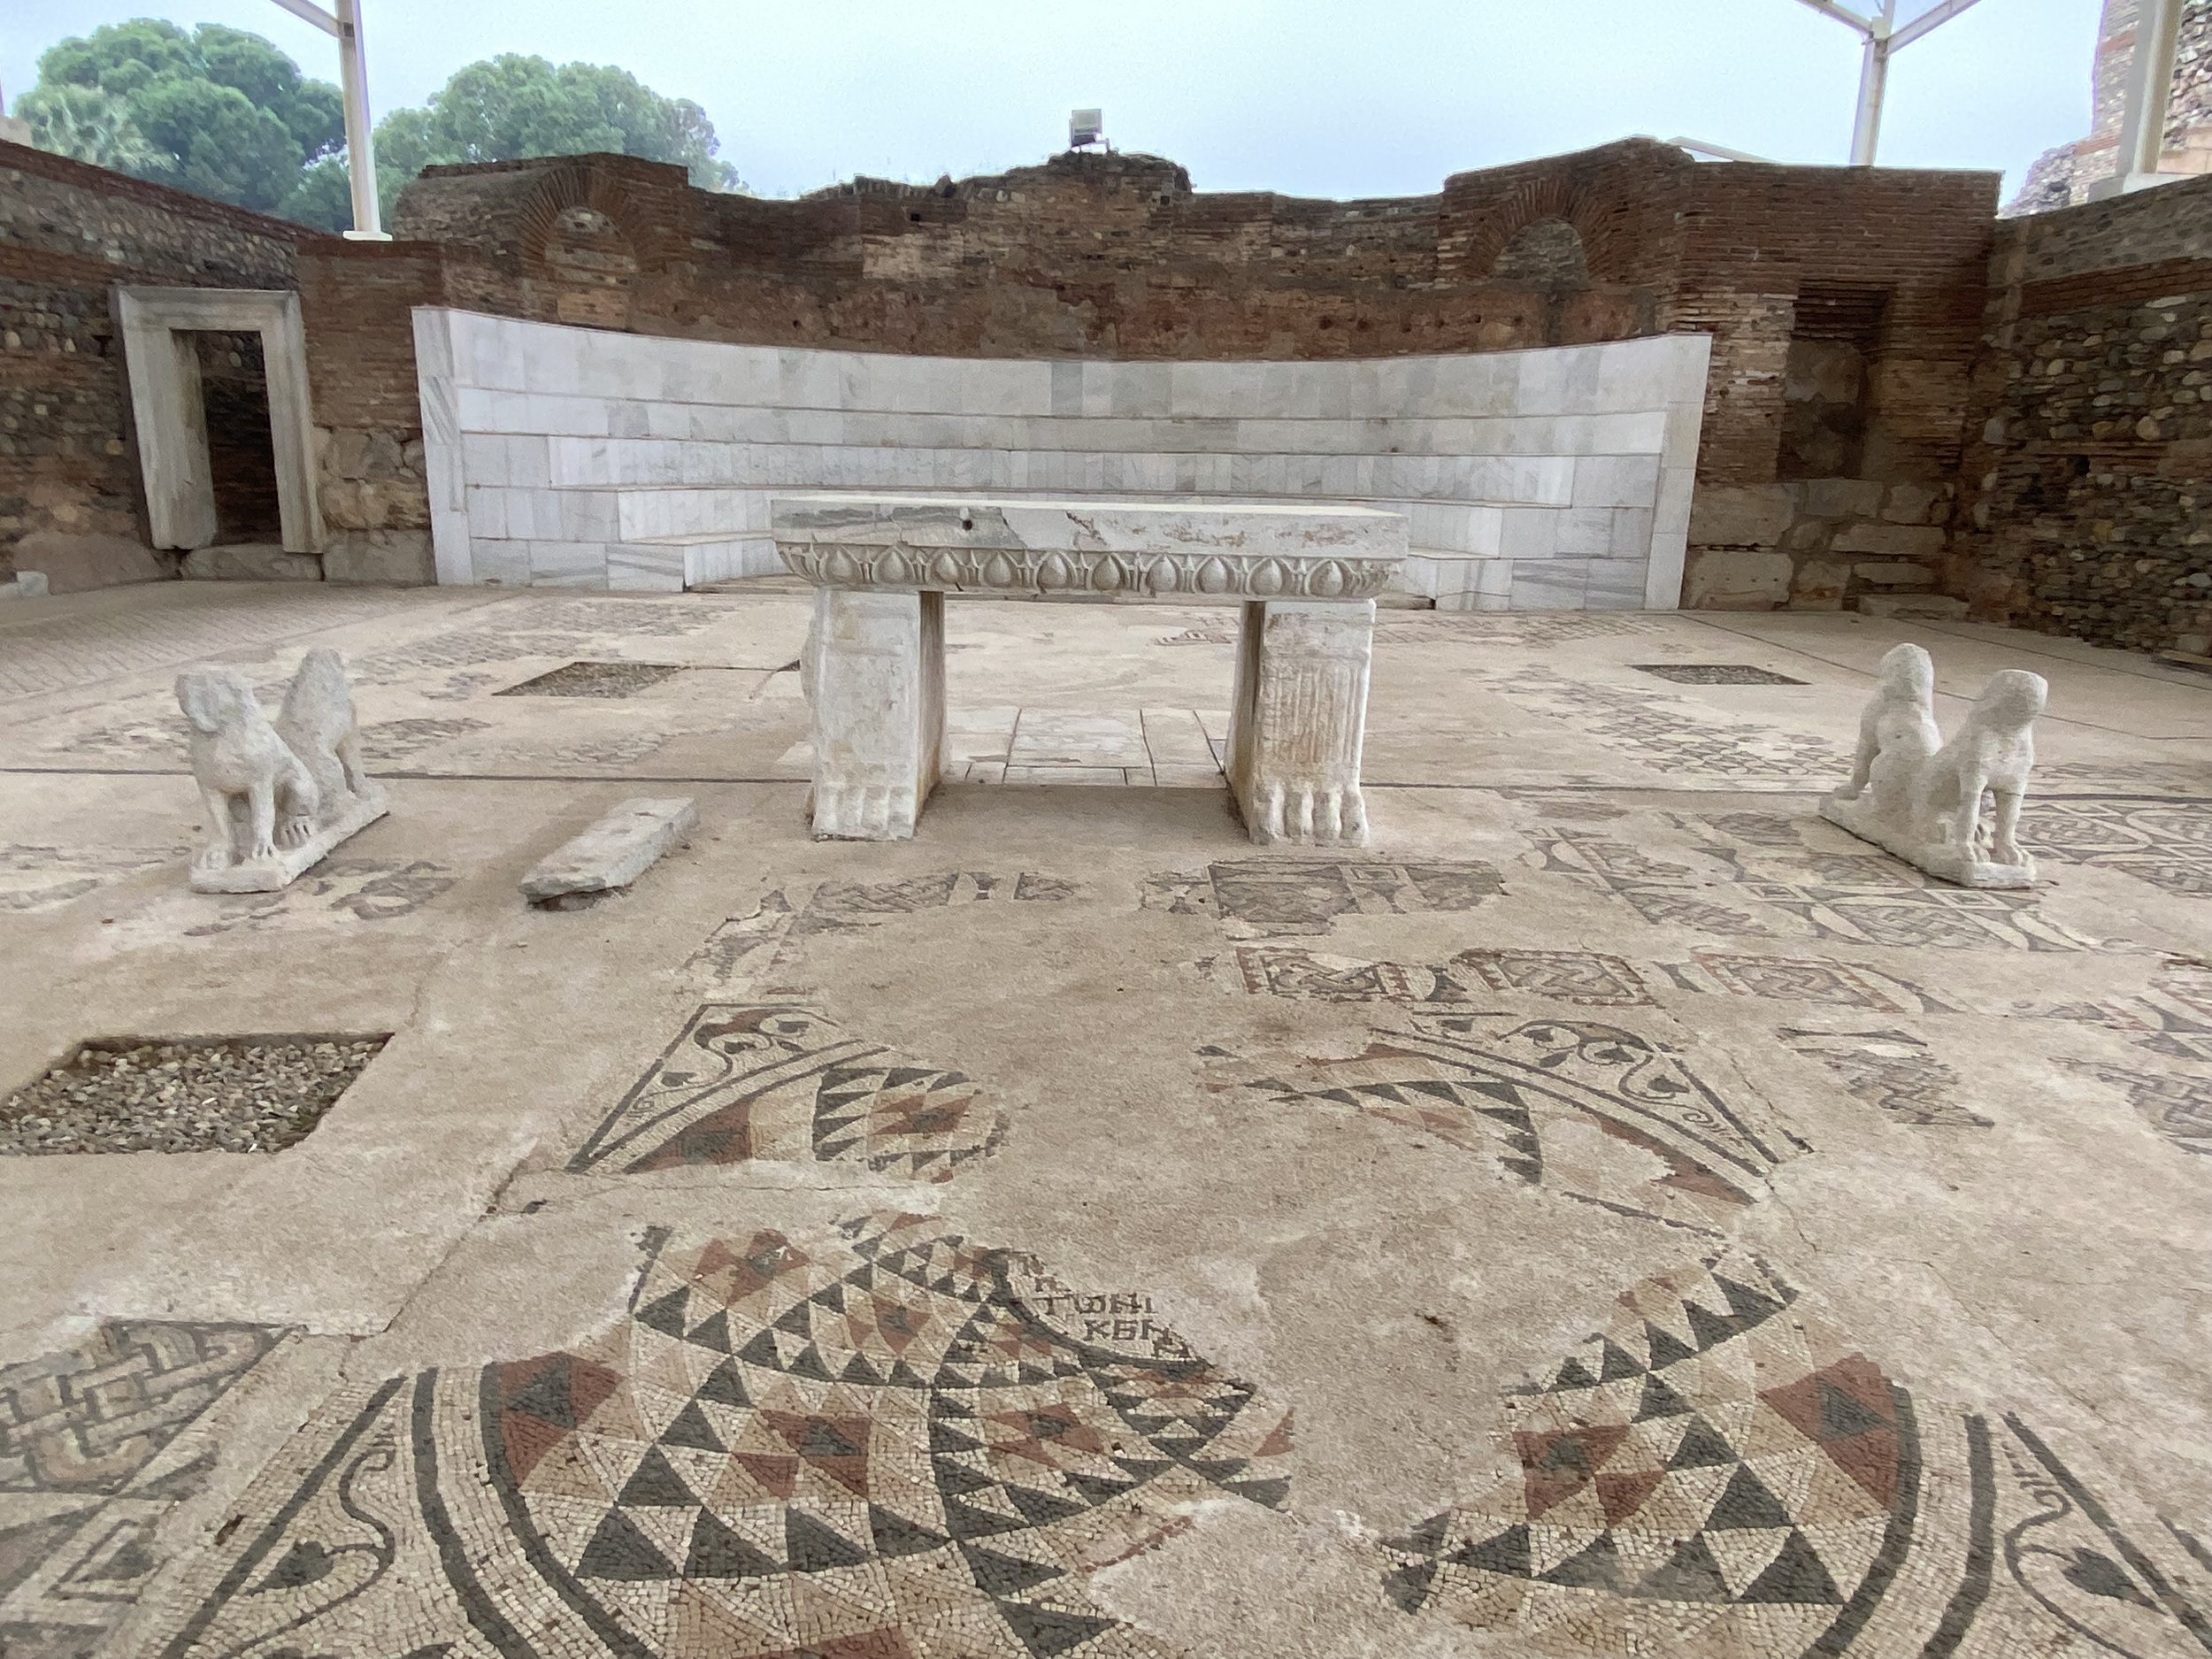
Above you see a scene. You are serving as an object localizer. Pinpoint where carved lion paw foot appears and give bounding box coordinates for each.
[275,815,315,849]
[812,781,917,841]
[1253,782,1367,846]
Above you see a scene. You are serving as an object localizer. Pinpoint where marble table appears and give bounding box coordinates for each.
[772,495,1408,843]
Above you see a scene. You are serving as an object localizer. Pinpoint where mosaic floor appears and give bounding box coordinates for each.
[1,582,2208,1658]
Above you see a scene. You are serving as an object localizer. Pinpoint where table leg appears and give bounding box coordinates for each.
[804,588,944,840]
[1226,598,1373,846]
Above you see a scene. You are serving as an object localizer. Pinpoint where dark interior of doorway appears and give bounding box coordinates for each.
[193,332,282,544]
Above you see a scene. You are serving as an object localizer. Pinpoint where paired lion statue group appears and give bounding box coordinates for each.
[1822,641,2046,887]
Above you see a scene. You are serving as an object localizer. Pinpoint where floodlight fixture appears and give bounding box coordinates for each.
[1070,109,1104,150]
[269,0,387,237]
[1793,0,1985,165]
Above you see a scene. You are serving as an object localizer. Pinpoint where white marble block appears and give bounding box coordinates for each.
[804,588,946,840]
[1821,645,2046,889]
[1226,599,1374,846]
[180,649,388,893]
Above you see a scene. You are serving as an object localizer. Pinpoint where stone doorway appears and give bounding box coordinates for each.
[112,286,322,557]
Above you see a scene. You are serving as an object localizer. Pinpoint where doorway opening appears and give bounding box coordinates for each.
[193,332,284,545]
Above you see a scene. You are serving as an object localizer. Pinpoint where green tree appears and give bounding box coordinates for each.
[26,19,343,215]
[18,84,170,178]
[22,23,741,233]
[291,55,743,232]
[388,55,741,196]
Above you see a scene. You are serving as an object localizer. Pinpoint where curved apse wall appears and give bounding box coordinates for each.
[413,309,1710,611]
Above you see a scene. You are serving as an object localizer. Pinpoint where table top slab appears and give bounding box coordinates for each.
[772,494,1405,601]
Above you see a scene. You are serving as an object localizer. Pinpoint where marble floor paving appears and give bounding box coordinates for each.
[1,580,2208,1658]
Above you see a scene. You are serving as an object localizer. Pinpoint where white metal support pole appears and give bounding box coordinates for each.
[1796,0,1983,166]
[2093,0,2185,196]
[1849,1,1896,165]
[269,0,387,238]
[334,0,382,237]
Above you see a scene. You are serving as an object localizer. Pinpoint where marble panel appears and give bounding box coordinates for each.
[1499,509,1560,560]
[424,311,1711,604]
[1511,558,1591,609]
[1585,558,1652,611]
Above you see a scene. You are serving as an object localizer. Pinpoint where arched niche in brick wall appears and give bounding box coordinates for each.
[1461,180,1621,288]
[511,170,663,332]
[1492,217,1591,286]
[543,206,641,329]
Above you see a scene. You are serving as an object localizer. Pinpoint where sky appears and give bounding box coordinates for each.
[4,0,2099,203]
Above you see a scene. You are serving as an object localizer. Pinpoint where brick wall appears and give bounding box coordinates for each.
[0,140,300,575]
[1955,172,2212,651]
[4,134,2004,604]
[382,142,1998,608]
[296,240,445,582]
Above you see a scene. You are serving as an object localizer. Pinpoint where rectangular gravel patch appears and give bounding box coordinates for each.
[1,1035,388,1156]
[1631,664,1809,685]
[495,661,687,697]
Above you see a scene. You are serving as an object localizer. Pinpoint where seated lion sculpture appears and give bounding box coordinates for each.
[176,648,378,879]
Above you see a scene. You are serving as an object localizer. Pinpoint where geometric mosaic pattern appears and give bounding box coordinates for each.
[1631,664,1808,684]
[1533,826,2130,954]
[1371,613,1669,645]
[1202,1019,1798,1233]
[1530,830,1778,938]
[2060,1059,2212,1156]
[144,1215,1292,1659]
[1379,1256,2212,1657]
[2019,800,2212,898]
[1664,951,1948,1013]
[571,1005,1006,1182]
[1479,666,1840,781]
[1383,1254,1912,1649]
[1214,944,1655,1006]
[1140,857,1505,938]
[686,873,1076,990]
[0,1322,287,1653]
[1779,1029,1992,1127]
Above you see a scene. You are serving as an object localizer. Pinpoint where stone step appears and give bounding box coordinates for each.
[605,533,780,593]
[1852,560,1937,588]
[1856,592,1968,620]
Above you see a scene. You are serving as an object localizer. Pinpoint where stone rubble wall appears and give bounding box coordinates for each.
[1956,172,2212,651]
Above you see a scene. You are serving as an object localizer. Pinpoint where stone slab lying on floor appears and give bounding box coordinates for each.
[520,795,698,905]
